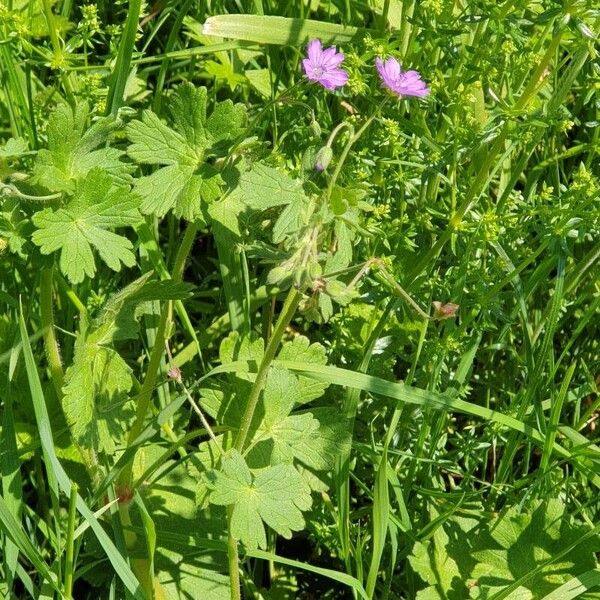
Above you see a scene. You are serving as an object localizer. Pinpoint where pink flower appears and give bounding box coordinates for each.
[375,57,430,98]
[302,39,348,90]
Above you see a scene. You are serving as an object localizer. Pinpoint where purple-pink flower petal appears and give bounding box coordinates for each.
[302,38,348,90]
[307,39,322,62]
[375,56,430,98]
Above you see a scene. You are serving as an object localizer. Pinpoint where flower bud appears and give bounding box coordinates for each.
[314,146,333,172]
[309,119,322,137]
[167,366,182,382]
[432,301,459,320]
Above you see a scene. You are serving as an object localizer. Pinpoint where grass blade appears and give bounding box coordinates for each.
[18,305,146,600]
[541,569,600,600]
[277,360,600,487]
[365,447,389,598]
[202,14,366,45]
[245,548,369,600]
[106,0,143,114]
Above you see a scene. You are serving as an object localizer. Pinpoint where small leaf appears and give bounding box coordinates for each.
[127,82,245,220]
[227,163,307,211]
[208,450,311,549]
[277,336,329,405]
[126,110,194,165]
[33,102,132,192]
[31,170,140,283]
[62,275,191,456]
[0,137,28,159]
[62,339,133,455]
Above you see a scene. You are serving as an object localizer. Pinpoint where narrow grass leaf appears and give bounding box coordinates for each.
[541,569,600,600]
[18,306,146,600]
[245,548,369,599]
[540,362,576,473]
[366,447,389,598]
[202,15,366,45]
[278,361,600,487]
[0,494,58,589]
[106,0,142,114]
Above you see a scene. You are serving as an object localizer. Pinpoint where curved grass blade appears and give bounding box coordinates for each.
[18,305,146,599]
[541,569,600,600]
[245,548,369,600]
[276,361,600,487]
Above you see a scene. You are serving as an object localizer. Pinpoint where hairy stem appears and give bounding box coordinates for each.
[225,286,301,598]
[116,222,197,598]
[233,286,301,452]
[326,98,387,201]
[40,266,64,396]
[125,222,197,454]
[227,507,242,600]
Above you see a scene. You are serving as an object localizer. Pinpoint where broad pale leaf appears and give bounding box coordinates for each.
[62,339,133,455]
[227,163,307,211]
[61,275,191,455]
[208,450,311,549]
[0,137,28,159]
[127,82,245,220]
[277,336,329,405]
[33,102,131,192]
[31,169,140,283]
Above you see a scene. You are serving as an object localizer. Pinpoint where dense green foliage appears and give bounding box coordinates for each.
[0,0,599,599]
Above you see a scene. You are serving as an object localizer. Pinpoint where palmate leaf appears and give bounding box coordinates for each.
[126,82,246,221]
[277,335,328,405]
[0,137,28,159]
[62,275,192,457]
[33,102,132,192]
[31,169,141,283]
[202,332,348,492]
[223,162,310,243]
[207,450,311,549]
[408,500,600,600]
[62,339,133,455]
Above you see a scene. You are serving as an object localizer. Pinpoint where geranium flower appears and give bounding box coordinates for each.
[375,57,430,98]
[302,39,348,90]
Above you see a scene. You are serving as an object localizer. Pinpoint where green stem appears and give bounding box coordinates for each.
[1,183,61,202]
[40,0,61,57]
[227,508,242,600]
[326,99,387,201]
[380,0,391,32]
[123,222,198,461]
[233,286,302,452]
[40,0,74,99]
[63,482,78,599]
[40,266,64,396]
[116,222,198,598]
[225,286,302,599]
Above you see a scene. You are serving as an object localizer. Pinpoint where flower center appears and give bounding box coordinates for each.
[313,66,324,77]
